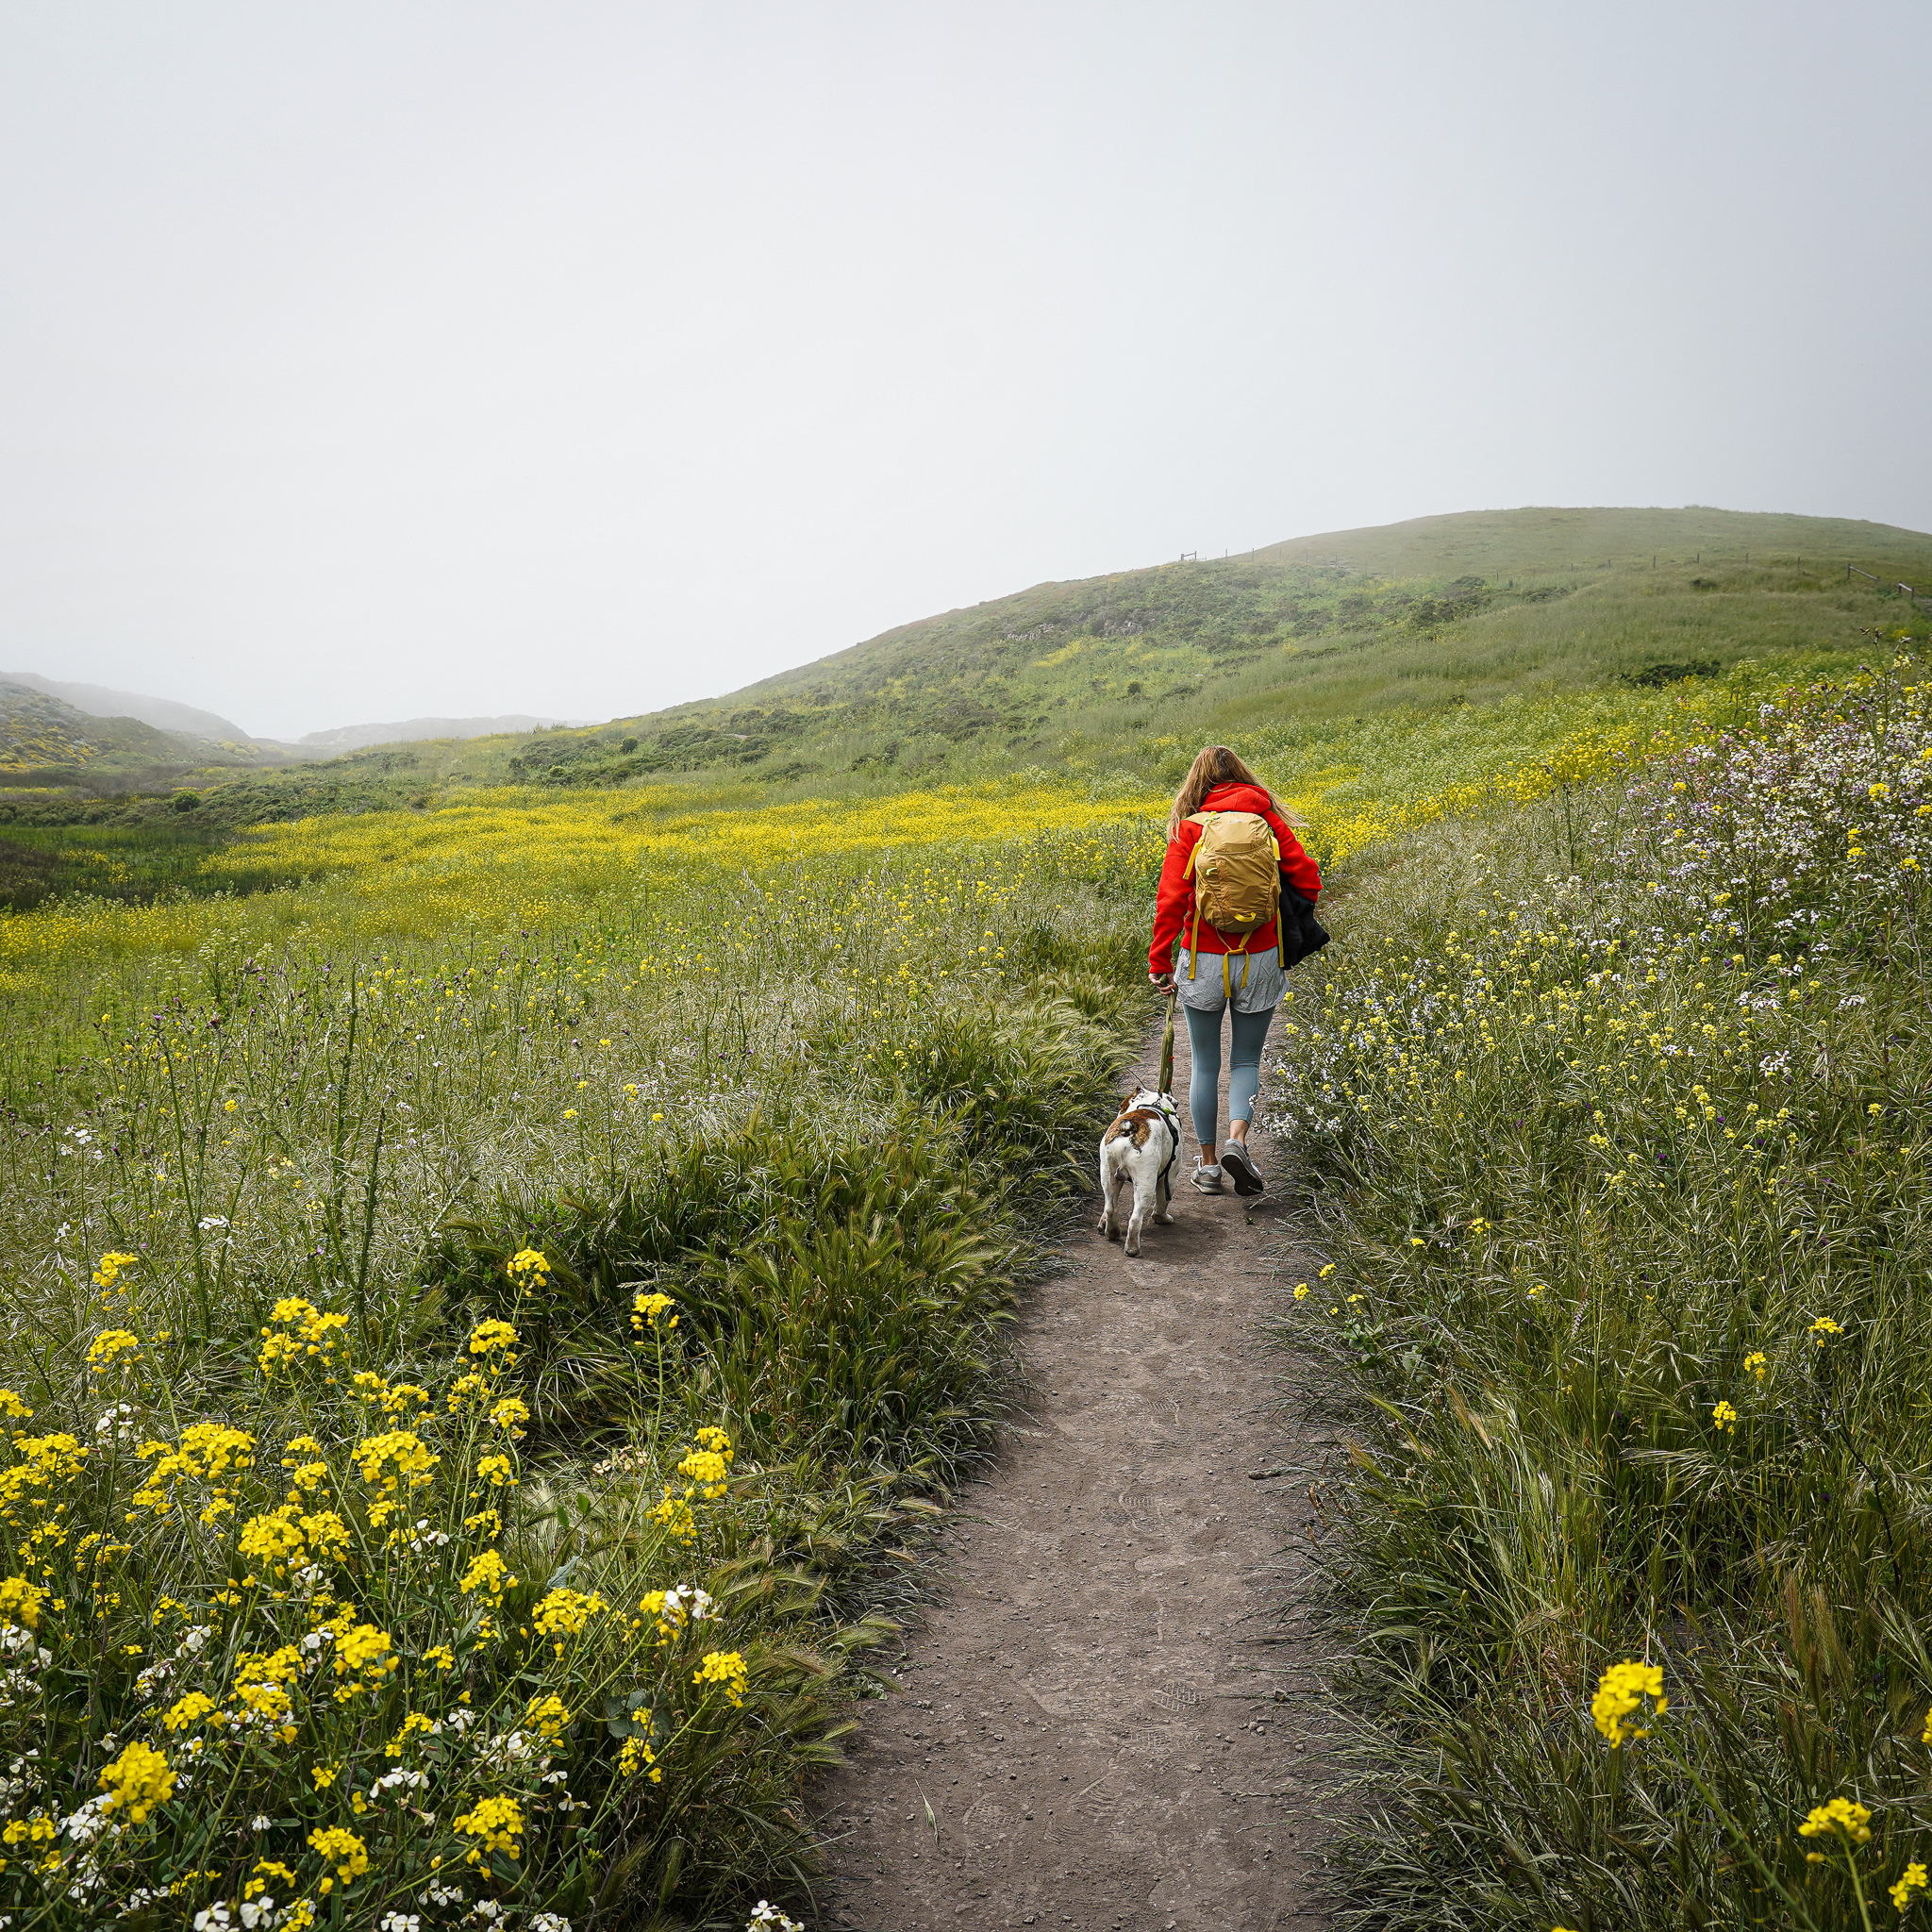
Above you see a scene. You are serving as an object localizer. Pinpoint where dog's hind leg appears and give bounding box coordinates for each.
[1153,1162,1174,1225]
[1097,1161,1117,1241]
[1123,1179,1148,1257]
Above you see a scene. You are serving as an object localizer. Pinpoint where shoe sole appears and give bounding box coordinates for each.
[1190,1174,1224,1194]
[1221,1146,1264,1195]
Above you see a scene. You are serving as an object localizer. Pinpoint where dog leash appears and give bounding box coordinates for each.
[1155,992,1182,1195]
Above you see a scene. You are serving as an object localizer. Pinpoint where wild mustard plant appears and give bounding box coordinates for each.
[1272,656,1932,1930]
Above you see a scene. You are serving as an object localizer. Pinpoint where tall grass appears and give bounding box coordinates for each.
[1265,654,1932,1928]
[0,822,1156,1928]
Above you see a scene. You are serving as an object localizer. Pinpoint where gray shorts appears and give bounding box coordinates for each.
[1175,946,1284,1015]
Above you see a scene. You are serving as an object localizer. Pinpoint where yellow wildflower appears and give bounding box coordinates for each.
[677,1447,731,1498]
[446,1372,489,1411]
[85,1329,142,1372]
[1798,1796,1872,1844]
[99,1740,175,1823]
[161,1691,221,1732]
[0,1575,46,1631]
[331,1624,396,1689]
[385,1712,435,1757]
[649,1490,697,1544]
[1591,1659,1666,1746]
[533,1587,607,1655]
[307,1824,370,1890]
[618,1724,662,1782]
[350,1430,438,1493]
[257,1299,350,1374]
[459,1548,516,1604]
[454,1792,525,1863]
[525,1692,571,1740]
[630,1291,676,1337]
[468,1318,521,1360]
[237,1506,308,1576]
[693,1647,750,1707]
[246,1859,296,1900]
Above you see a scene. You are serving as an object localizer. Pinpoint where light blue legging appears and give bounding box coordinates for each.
[1183,1001,1276,1149]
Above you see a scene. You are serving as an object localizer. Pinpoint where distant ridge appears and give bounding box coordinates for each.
[297,715,579,753]
[1,672,256,745]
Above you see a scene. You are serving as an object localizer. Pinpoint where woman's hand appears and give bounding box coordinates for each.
[1149,972,1175,992]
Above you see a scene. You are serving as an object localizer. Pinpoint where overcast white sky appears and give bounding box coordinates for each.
[2,2,1926,741]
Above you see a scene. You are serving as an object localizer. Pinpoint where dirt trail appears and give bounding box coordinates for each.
[813,1013,1335,1931]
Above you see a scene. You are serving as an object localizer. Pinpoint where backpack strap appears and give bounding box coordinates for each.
[1222,935,1254,998]
[1181,814,1213,980]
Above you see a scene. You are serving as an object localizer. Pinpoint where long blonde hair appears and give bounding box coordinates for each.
[1167,744,1286,838]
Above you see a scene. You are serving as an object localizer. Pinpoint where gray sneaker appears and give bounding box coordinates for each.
[1190,1160,1224,1193]
[1220,1141,1264,1196]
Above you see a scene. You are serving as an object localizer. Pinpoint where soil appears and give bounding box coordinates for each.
[812,1012,1337,1931]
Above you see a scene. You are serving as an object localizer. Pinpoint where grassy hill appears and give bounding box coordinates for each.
[498,504,1932,791]
[1,505,1925,911]
[0,680,211,781]
[0,682,305,907]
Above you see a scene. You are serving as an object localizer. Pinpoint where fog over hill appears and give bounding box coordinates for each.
[1,672,256,744]
[296,715,579,754]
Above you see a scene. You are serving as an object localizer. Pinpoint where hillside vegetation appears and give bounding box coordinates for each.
[1270,645,1932,1931]
[0,683,298,909]
[6,506,1926,915]
[516,505,1932,791]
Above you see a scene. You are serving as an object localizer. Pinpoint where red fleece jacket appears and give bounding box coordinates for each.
[1148,781,1323,974]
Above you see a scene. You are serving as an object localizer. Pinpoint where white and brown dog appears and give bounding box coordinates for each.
[1098,1087,1182,1257]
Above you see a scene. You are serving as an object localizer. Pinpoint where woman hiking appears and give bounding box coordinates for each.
[1149,745,1322,1195]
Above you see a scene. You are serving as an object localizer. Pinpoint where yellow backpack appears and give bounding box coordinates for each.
[1184,809,1283,989]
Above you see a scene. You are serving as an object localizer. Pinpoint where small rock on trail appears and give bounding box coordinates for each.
[813,1016,1334,1930]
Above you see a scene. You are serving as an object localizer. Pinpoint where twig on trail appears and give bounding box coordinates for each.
[1246,1466,1292,1479]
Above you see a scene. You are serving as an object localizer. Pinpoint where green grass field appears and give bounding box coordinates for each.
[0,819,1155,1928]
[0,504,1926,1927]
